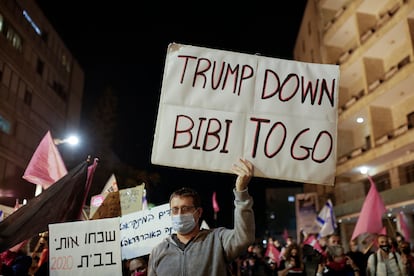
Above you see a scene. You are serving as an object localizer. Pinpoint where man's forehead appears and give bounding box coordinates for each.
[170,196,193,204]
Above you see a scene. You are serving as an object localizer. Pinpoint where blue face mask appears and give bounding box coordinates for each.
[171,213,196,234]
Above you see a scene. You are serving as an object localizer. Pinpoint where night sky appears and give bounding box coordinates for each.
[35,1,308,236]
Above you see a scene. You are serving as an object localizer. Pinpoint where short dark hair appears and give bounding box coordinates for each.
[169,187,201,207]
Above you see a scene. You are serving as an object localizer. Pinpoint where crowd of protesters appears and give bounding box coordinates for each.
[232,232,414,276]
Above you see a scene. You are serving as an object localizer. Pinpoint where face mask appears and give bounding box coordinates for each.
[380,245,390,252]
[171,212,196,234]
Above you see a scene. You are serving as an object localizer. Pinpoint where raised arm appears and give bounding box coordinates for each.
[231,158,254,191]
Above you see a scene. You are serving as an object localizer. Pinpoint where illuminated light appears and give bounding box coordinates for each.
[288,196,295,202]
[359,167,368,174]
[387,213,392,217]
[66,135,79,145]
[54,135,80,146]
[356,117,364,123]
[22,10,41,35]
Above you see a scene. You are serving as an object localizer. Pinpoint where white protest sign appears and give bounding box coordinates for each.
[49,217,121,276]
[120,203,174,260]
[152,43,339,185]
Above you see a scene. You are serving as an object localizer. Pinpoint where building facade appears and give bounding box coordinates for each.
[294,0,414,246]
[0,0,84,207]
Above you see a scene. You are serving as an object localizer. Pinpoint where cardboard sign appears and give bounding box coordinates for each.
[120,203,174,260]
[152,43,340,185]
[49,217,121,276]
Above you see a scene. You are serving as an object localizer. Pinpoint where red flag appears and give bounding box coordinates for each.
[212,191,220,213]
[22,131,67,189]
[351,176,386,240]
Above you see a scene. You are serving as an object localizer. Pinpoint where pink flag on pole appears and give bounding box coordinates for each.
[397,212,410,241]
[351,176,386,240]
[303,233,324,254]
[212,191,220,213]
[264,243,281,266]
[22,131,68,189]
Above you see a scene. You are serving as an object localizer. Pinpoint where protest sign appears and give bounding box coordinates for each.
[120,203,173,260]
[49,217,121,276]
[151,43,340,185]
[295,192,319,239]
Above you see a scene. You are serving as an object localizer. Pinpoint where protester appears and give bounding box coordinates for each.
[327,233,341,247]
[399,241,414,276]
[277,243,305,276]
[264,236,280,275]
[316,244,360,276]
[346,239,368,276]
[280,236,295,262]
[128,255,148,276]
[366,234,407,276]
[147,158,255,275]
[0,241,32,276]
[239,244,263,276]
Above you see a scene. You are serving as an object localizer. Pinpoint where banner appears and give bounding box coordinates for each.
[151,43,339,185]
[120,203,174,260]
[49,217,121,276]
[295,193,319,240]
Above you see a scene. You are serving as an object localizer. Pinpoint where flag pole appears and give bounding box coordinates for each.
[385,217,396,238]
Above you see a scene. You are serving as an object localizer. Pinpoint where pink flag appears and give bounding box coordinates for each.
[212,191,220,213]
[264,243,281,266]
[397,212,410,241]
[303,234,324,254]
[351,176,386,240]
[22,131,67,189]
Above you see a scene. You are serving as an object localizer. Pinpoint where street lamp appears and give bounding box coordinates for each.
[53,135,79,146]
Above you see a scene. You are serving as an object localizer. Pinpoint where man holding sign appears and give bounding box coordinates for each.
[148,158,255,275]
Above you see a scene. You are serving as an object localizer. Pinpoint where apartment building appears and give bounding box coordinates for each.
[0,0,84,208]
[294,0,414,244]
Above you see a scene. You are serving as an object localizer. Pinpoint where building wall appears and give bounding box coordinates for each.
[295,0,414,242]
[0,0,84,206]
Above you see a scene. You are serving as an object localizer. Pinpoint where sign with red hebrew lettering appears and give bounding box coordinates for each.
[151,43,340,185]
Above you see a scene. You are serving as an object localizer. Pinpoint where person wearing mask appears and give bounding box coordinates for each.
[366,234,407,276]
[128,256,148,276]
[148,158,255,276]
[399,241,414,276]
[346,239,368,276]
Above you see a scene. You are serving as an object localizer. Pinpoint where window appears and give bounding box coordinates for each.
[36,58,44,76]
[0,14,3,32]
[364,172,390,192]
[407,111,414,129]
[0,114,11,134]
[24,90,32,106]
[5,25,22,52]
[407,165,414,183]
